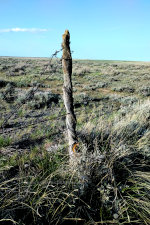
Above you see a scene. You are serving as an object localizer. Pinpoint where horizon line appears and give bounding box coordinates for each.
[0,55,150,62]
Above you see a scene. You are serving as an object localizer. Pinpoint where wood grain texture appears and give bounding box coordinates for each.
[62,30,77,158]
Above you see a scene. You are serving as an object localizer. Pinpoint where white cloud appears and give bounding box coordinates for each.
[0,28,48,33]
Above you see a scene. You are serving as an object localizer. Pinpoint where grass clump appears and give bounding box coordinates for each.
[0,147,77,225]
[0,136,12,147]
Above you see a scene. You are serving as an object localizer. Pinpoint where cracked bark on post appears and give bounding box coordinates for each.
[62,30,77,158]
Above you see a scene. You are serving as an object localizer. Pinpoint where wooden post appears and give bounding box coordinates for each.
[62,30,78,158]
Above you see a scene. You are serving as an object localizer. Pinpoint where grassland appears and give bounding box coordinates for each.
[0,57,150,224]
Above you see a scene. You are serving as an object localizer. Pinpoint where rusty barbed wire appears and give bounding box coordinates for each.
[0,46,119,147]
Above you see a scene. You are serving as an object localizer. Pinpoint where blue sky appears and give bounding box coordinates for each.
[0,0,150,60]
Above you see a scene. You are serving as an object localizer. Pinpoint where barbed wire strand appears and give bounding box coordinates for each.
[0,48,120,150]
[0,107,118,135]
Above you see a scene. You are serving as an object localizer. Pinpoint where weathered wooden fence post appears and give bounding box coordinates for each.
[62,30,78,158]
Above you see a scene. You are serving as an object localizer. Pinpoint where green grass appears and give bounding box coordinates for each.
[0,136,12,147]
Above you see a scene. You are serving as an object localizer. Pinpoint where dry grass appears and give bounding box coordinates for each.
[0,57,150,224]
[0,99,149,224]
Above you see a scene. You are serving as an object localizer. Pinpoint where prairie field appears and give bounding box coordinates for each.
[0,56,150,224]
